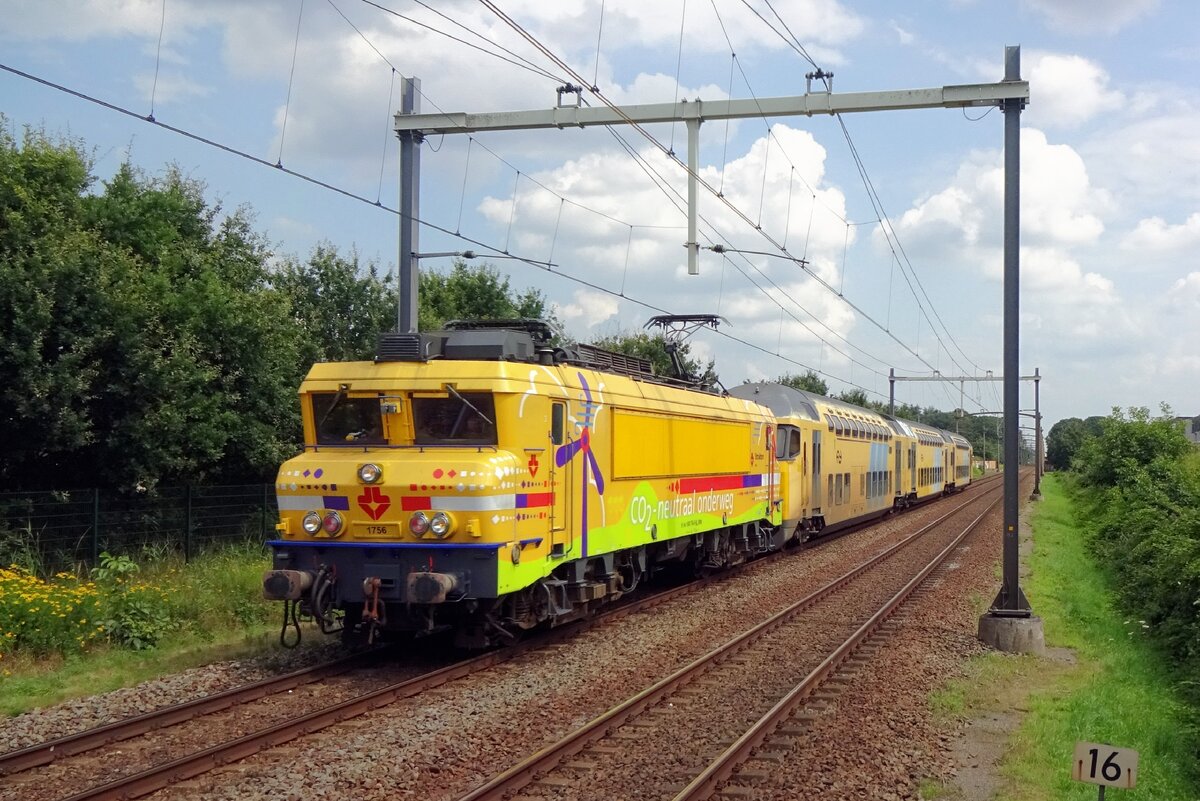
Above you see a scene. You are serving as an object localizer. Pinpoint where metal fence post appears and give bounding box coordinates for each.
[184,484,193,562]
[91,488,100,566]
[261,484,270,539]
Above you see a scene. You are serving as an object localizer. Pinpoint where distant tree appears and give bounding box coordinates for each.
[836,389,870,408]
[1083,415,1107,437]
[272,243,396,366]
[1046,417,1089,471]
[418,261,560,334]
[890,402,923,420]
[774,370,828,395]
[591,330,718,388]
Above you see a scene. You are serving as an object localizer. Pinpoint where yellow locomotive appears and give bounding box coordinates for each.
[264,320,781,646]
[263,320,971,647]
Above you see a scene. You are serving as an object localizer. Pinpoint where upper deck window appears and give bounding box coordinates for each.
[412,392,497,446]
[312,393,386,446]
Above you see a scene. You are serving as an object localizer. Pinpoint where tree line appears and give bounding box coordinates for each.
[1,125,981,493]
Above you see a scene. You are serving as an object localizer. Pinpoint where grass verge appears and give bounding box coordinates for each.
[927,473,1200,800]
[0,541,324,717]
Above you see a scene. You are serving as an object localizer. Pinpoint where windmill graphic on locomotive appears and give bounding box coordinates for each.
[263,315,970,648]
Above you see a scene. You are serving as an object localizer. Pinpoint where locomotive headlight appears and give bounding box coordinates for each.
[358,463,383,484]
[322,511,344,536]
[409,511,430,536]
[302,512,322,534]
[429,512,453,538]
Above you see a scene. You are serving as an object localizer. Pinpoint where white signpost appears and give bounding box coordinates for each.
[1072,741,1139,798]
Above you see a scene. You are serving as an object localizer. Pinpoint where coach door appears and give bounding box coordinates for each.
[894,443,902,496]
[549,401,570,557]
[811,431,823,509]
[909,444,917,493]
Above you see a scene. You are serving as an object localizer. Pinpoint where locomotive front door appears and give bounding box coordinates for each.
[550,401,570,557]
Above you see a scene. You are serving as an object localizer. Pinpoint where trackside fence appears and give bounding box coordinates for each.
[0,485,278,575]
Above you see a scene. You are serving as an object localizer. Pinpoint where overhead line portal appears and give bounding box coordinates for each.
[392,82,1031,135]
[391,49,1041,655]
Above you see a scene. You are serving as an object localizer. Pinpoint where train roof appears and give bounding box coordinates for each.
[730,383,970,449]
[374,320,719,393]
[727,383,822,421]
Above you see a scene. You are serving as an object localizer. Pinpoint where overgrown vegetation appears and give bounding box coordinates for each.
[0,543,275,687]
[924,474,1200,799]
[1065,406,1200,719]
[0,123,556,495]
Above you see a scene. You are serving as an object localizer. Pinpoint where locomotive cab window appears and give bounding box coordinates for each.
[312,392,386,445]
[551,402,566,445]
[412,392,498,446]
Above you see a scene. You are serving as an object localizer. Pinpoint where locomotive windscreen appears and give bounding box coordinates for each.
[412,393,498,446]
[312,393,386,445]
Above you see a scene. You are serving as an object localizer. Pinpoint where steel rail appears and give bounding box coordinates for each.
[51,560,726,801]
[673,485,1007,800]
[0,649,380,775]
[29,475,998,799]
[454,480,1003,801]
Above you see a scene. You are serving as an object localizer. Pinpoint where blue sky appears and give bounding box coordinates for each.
[3,0,1198,431]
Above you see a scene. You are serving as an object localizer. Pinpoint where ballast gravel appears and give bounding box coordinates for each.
[1,485,1016,801]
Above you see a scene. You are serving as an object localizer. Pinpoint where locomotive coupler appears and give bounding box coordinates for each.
[361,576,387,645]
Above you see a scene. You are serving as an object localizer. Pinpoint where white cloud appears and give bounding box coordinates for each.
[558,289,620,327]
[1121,213,1200,254]
[1166,272,1200,311]
[1026,53,1124,129]
[0,0,164,40]
[1021,0,1159,35]
[894,128,1107,254]
[133,71,212,105]
[888,20,914,46]
[888,128,1132,359]
[1084,111,1200,207]
[471,121,863,372]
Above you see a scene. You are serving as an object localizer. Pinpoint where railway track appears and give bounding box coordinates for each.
[1,477,999,801]
[0,542,760,801]
[451,478,1006,801]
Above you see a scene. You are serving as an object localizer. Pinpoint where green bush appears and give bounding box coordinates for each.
[90,552,173,650]
[1071,408,1200,720]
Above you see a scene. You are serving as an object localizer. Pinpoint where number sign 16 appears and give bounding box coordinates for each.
[1071,741,1138,789]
